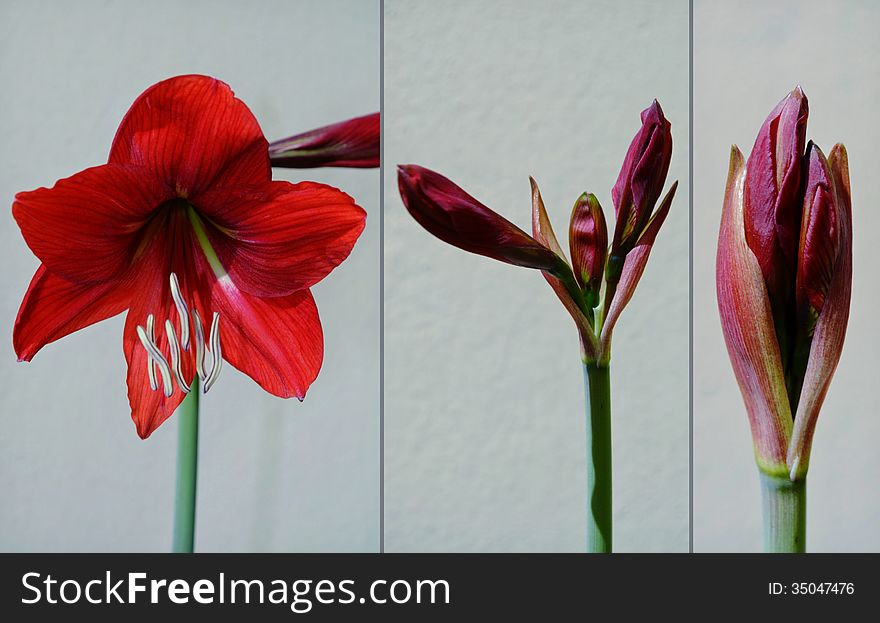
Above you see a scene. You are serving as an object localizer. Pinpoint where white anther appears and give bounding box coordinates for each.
[136,325,173,397]
[204,312,222,393]
[169,273,190,351]
[145,314,158,391]
[164,319,191,394]
[192,309,207,381]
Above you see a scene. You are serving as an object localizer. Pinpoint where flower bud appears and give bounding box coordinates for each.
[743,86,808,298]
[796,143,839,317]
[397,164,564,272]
[269,113,380,168]
[569,193,607,307]
[610,100,672,264]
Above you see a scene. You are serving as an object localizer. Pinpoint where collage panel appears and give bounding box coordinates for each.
[693,0,879,552]
[384,0,690,552]
[0,0,380,552]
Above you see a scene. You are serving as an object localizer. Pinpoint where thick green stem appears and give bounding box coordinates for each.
[584,361,612,553]
[760,472,806,553]
[173,378,200,553]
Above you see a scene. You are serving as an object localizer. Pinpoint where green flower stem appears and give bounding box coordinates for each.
[172,377,200,553]
[760,472,806,553]
[584,361,612,553]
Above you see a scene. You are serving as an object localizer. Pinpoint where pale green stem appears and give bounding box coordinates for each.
[760,472,806,553]
[584,361,612,553]
[172,377,200,553]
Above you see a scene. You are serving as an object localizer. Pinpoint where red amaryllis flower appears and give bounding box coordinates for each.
[13,74,367,439]
[269,113,380,168]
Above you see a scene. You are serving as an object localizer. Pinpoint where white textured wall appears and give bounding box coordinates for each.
[384,0,689,552]
[0,0,379,552]
[694,0,880,551]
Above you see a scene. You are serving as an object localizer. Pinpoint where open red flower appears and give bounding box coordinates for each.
[13,75,366,439]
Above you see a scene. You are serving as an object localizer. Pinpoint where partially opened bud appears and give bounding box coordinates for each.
[796,143,839,317]
[269,113,380,168]
[610,100,672,265]
[398,164,564,273]
[717,87,852,483]
[569,193,608,308]
[743,87,808,299]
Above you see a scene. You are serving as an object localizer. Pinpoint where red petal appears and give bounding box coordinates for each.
[123,266,202,439]
[12,164,171,284]
[796,144,838,314]
[269,112,380,168]
[14,265,131,362]
[743,87,808,296]
[209,280,323,399]
[197,181,366,297]
[109,75,270,196]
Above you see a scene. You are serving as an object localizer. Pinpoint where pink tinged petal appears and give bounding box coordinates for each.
[716,147,791,473]
[197,181,367,297]
[788,144,852,480]
[796,144,839,314]
[599,181,677,360]
[14,265,132,362]
[109,75,270,196]
[569,192,608,305]
[743,86,808,296]
[398,165,564,272]
[529,177,597,360]
[269,113,380,168]
[209,280,323,400]
[12,164,172,284]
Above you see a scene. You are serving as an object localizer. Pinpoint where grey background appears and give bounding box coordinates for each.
[693,0,880,551]
[0,0,379,552]
[384,0,690,552]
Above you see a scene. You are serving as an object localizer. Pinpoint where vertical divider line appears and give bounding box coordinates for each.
[379,0,385,555]
[688,0,695,554]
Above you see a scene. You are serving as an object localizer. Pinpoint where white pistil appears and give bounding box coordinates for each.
[145,314,158,392]
[204,312,222,393]
[169,273,190,351]
[192,309,207,381]
[165,319,191,394]
[136,325,173,397]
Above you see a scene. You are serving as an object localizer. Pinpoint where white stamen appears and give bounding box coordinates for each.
[136,325,173,397]
[137,276,224,395]
[192,309,207,381]
[204,312,222,393]
[164,319,191,394]
[145,314,158,391]
[169,273,190,351]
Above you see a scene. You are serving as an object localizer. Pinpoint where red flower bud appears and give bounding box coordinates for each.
[797,143,839,316]
[743,86,808,297]
[610,100,672,260]
[569,193,607,307]
[397,165,563,272]
[269,113,380,168]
